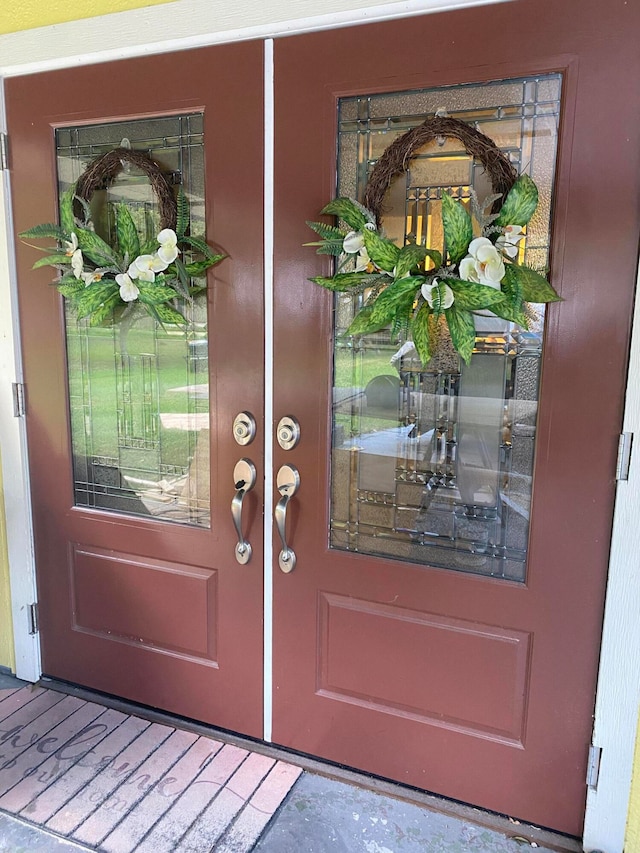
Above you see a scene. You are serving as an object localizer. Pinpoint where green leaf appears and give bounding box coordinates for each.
[495,175,539,228]
[395,244,428,279]
[441,193,473,265]
[140,238,158,257]
[32,253,71,269]
[448,278,508,310]
[20,223,69,241]
[321,197,373,231]
[362,229,401,272]
[345,305,384,336]
[57,280,85,297]
[115,204,140,261]
[59,188,75,233]
[176,188,190,238]
[137,282,180,304]
[173,256,191,298]
[306,220,345,241]
[75,228,120,267]
[444,304,476,363]
[491,265,529,326]
[310,272,387,292]
[369,276,422,328]
[73,281,120,320]
[411,302,432,365]
[305,239,345,256]
[180,234,218,260]
[151,302,187,325]
[88,291,122,326]
[184,257,225,277]
[507,263,561,303]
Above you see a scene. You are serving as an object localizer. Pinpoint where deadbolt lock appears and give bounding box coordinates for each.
[276,416,300,451]
[233,411,257,446]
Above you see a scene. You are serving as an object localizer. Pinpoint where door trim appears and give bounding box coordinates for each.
[1,5,638,846]
[0,80,41,682]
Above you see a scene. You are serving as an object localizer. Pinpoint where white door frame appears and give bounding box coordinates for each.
[1,3,637,848]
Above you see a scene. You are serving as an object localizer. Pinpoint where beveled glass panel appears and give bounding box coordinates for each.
[57,114,210,527]
[331,75,561,581]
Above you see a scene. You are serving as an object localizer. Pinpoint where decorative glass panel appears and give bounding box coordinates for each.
[57,114,210,527]
[331,75,561,581]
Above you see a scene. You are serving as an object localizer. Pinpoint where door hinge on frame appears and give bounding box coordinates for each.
[586,744,602,790]
[12,382,25,417]
[27,603,39,636]
[616,432,633,481]
[0,133,8,171]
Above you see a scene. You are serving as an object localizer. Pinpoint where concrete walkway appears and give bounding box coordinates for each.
[0,674,579,853]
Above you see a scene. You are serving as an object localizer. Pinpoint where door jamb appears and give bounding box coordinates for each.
[0,79,41,683]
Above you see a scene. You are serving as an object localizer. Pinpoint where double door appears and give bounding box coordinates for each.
[7,0,640,834]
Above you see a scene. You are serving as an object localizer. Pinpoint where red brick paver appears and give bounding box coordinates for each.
[0,686,302,852]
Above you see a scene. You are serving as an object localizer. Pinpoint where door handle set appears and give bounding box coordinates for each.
[231,458,257,564]
[275,464,300,573]
[231,414,301,571]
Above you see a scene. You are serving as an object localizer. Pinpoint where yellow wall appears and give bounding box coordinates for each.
[0,0,173,35]
[0,453,15,672]
[627,711,640,852]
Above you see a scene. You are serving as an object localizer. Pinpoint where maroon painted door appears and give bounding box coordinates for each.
[7,42,265,737]
[272,0,640,834]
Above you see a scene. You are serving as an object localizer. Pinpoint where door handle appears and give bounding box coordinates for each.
[232,458,257,564]
[275,464,300,573]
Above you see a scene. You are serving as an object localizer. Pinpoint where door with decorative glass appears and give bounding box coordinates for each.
[272,0,640,835]
[7,42,266,737]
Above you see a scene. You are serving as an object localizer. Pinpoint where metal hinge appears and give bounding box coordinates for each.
[586,744,602,789]
[12,382,25,417]
[27,603,39,635]
[0,133,8,171]
[616,432,633,481]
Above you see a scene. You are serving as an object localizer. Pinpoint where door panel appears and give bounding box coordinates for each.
[7,42,265,736]
[272,0,640,833]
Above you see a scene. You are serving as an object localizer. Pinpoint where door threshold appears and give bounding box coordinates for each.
[40,676,582,853]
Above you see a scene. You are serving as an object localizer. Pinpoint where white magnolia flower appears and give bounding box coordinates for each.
[343,230,365,254]
[421,279,455,310]
[459,237,505,288]
[116,273,140,302]
[496,224,525,259]
[355,246,372,273]
[128,253,168,283]
[64,234,84,280]
[81,270,104,287]
[157,228,179,265]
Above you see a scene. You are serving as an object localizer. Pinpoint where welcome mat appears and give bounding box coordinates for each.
[0,681,301,852]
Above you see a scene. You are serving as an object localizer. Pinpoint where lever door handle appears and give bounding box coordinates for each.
[232,459,257,564]
[275,464,300,573]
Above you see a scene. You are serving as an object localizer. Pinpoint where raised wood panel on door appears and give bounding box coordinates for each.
[272,0,640,833]
[7,41,265,736]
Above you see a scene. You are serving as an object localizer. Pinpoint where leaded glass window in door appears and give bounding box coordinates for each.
[57,114,211,527]
[331,75,561,581]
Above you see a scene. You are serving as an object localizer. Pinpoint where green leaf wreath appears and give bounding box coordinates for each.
[306,175,560,365]
[20,184,224,327]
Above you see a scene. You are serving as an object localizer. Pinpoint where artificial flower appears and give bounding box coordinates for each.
[81,270,104,287]
[496,224,525,259]
[343,230,365,254]
[459,237,505,288]
[421,279,454,310]
[115,273,140,302]
[64,234,84,280]
[128,254,168,283]
[157,228,179,265]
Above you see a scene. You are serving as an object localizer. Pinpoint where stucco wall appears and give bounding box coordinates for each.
[0,0,173,35]
[628,714,640,853]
